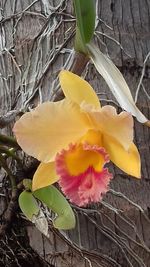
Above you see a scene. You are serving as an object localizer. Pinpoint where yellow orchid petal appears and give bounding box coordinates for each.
[103,135,141,178]
[14,99,92,162]
[83,105,133,150]
[32,162,58,191]
[79,129,102,146]
[59,70,100,108]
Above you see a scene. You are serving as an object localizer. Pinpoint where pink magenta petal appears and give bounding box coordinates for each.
[55,143,113,207]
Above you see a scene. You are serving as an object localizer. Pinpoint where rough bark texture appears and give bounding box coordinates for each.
[0,0,150,266]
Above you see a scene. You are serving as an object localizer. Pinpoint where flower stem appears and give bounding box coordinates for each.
[144,120,150,127]
[0,133,20,149]
[0,153,16,189]
[0,146,23,166]
[0,154,18,237]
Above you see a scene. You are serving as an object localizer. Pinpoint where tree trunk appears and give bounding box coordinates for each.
[0,0,150,266]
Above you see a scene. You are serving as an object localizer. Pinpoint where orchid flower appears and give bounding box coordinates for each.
[13,71,141,207]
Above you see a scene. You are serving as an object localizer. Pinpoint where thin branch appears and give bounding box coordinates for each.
[51,226,121,267]
[0,154,18,237]
[0,153,16,189]
[0,146,23,166]
[135,51,150,103]
[95,31,131,58]
[109,189,150,224]
[0,0,39,25]
[84,214,146,267]
[141,83,150,100]
[73,205,150,253]
[0,110,22,129]
[0,133,20,149]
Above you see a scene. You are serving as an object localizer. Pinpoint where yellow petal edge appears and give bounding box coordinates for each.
[13,99,91,162]
[59,70,100,108]
[103,135,141,178]
[32,162,58,191]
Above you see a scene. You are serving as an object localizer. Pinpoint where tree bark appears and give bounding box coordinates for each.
[0,0,150,266]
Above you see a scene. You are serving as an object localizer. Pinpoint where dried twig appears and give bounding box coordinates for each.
[0,154,18,237]
[0,110,22,129]
[135,51,150,103]
[0,133,20,149]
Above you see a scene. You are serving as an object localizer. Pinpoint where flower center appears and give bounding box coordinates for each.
[62,129,104,176]
[65,144,105,176]
[55,143,112,206]
[55,130,112,206]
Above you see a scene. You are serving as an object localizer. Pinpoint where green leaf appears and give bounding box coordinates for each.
[19,191,49,236]
[33,185,76,230]
[19,191,39,220]
[74,0,95,53]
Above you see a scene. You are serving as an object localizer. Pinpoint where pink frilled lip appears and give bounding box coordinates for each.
[55,143,113,207]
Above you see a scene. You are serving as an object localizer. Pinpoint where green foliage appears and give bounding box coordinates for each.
[19,191,39,220]
[74,0,95,53]
[19,185,75,232]
[33,185,76,230]
[19,190,49,236]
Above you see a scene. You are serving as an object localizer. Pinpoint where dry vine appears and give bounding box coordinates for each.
[0,0,150,267]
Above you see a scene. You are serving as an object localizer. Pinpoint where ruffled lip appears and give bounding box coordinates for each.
[55,142,113,207]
